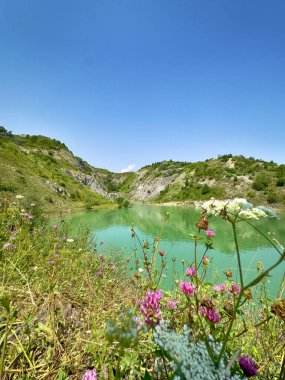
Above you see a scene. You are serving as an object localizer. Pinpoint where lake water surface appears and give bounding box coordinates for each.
[62,205,285,298]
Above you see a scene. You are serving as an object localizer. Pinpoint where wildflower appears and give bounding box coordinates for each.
[239,354,258,377]
[224,269,233,278]
[270,300,285,321]
[52,225,58,231]
[159,250,166,256]
[213,283,227,293]
[140,290,163,326]
[3,242,14,250]
[16,194,24,199]
[229,282,240,296]
[201,306,220,324]
[66,238,74,243]
[166,299,177,310]
[138,267,144,273]
[186,267,197,277]
[180,281,195,296]
[82,368,97,380]
[95,270,103,276]
[244,289,253,300]
[201,198,275,221]
[54,253,60,258]
[135,316,143,330]
[203,256,209,266]
[196,216,209,230]
[54,237,59,241]
[205,229,215,238]
[49,260,55,265]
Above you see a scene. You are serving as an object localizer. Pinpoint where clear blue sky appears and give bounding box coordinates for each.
[1,0,284,172]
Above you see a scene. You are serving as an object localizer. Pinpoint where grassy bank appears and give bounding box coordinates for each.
[1,195,284,379]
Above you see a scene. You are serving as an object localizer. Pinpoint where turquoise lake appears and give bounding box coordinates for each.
[62,205,285,298]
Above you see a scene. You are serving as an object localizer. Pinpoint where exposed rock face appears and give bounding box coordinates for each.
[64,170,110,198]
[130,170,184,200]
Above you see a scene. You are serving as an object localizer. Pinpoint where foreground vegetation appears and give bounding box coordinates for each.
[1,194,284,379]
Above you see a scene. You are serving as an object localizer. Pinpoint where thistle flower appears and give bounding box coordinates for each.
[180,281,195,296]
[205,229,215,238]
[49,260,55,265]
[201,306,220,324]
[52,225,58,231]
[82,368,97,380]
[186,267,197,277]
[239,354,258,377]
[229,283,240,296]
[196,216,209,230]
[213,283,227,293]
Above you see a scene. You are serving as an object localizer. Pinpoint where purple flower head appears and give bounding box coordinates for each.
[180,281,195,296]
[166,299,177,310]
[206,229,215,238]
[95,270,103,276]
[3,242,14,250]
[239,354,258,377]
[82,368,97,380]
[213,283,227,293]
[230,282,240,296]
[201,306,220,324]
[186,267,197,277]
[140,289,163,326]
[52,225,58,231]
[49,260,55,265]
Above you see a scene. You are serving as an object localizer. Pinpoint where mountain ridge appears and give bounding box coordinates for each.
[1,127,284,210]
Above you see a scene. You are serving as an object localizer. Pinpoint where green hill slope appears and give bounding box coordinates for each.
[1,127,284,209]
[0,127,112,210]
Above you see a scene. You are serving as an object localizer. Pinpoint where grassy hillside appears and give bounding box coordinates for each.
[133,155,285,207]
[1,127,285,209]
[0,127,112,211]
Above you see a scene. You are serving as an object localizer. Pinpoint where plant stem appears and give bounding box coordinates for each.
[231,222,244,288]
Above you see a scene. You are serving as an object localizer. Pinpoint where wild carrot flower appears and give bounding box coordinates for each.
[82,368,97,380]
[180,281,195,296]
[186,267,197,277]
[239,354,258,377]
[140,290,163,326]
[205,229,215,238]
[229,282,240,296]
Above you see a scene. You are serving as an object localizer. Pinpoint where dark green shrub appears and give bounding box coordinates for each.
[267,192,278,204]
